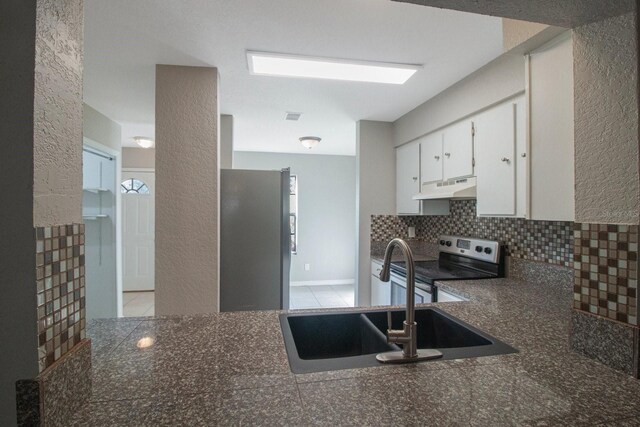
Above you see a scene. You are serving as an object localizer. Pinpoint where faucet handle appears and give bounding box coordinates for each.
[387,310,392,332]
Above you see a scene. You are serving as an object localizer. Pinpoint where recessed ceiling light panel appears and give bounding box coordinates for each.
[247,51,420,85]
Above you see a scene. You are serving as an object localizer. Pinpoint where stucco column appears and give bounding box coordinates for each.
[155,65,220,315]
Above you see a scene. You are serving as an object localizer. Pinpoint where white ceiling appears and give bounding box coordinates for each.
[84,0,504,156]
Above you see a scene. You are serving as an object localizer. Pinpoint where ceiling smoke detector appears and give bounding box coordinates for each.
[285,112,302,121]
[299,136,321,149]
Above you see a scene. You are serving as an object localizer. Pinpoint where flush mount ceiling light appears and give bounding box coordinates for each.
[247,51,421,85]
[299,136,321,149]
[133,136,154,149]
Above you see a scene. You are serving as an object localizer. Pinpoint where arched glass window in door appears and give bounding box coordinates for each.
[121,178,150,194]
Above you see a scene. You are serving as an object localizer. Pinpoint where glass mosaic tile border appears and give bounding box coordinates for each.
[573,223,638,326]
[35,224,86,372]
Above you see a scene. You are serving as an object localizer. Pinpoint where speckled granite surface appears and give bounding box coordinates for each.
[72,265,640,426]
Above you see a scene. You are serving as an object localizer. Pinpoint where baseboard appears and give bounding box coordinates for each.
[290,279,355,287]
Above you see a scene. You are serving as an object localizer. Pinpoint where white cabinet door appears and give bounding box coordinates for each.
[370,261,390,306]
[419,132,443,185]
[443,120,474,180]
[396,142,421,215]
[475,102,516,216]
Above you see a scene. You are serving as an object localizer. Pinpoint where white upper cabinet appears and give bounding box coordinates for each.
[419,132,443,185]
[474,101,517,216]
[442,120,474,180]
[396,142,421,215]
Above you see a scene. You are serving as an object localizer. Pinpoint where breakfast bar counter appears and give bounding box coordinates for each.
[72,261,640,426]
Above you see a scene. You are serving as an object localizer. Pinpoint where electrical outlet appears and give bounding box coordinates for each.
[408,226,416,238]
[304,263,311,271]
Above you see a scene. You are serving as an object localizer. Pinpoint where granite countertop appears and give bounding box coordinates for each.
[73,267,640,426]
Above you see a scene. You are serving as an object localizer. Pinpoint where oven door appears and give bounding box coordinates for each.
[390,273,433,305]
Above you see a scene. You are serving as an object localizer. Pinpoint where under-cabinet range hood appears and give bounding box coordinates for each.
[413,177,477,200]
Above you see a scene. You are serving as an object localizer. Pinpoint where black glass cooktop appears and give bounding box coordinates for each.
[390,257,499,285]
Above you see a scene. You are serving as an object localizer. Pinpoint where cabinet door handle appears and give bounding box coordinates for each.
[501,157,510,162]
[444,152,451,157]
[434,155,440,160]
[412,177,418,181]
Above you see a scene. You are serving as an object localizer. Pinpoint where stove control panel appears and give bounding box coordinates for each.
[438,235,500,264]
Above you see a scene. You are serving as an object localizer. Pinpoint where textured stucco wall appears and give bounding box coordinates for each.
[356,121,396,306]
[393,0,635,28]
[393,53,524,146]
[0,1,39,424]
[574,12,639,224]
[33,0,83,227]
[83,103,121,152]
[155,65,220,315]
[122,147,155,169]
[502,18,549,51]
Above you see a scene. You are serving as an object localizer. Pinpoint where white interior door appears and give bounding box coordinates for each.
[122,170,155,291]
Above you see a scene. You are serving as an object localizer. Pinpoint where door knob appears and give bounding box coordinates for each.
[501,157,510,162]
[444,153,451,157]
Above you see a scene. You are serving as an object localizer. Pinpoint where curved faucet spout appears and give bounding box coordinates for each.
[378,238,418,357]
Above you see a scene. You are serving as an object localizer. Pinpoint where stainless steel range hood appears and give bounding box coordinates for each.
[413,177,477,200]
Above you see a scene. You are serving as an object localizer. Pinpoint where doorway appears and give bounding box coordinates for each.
[121,169,155,316]
[83,145,118,320]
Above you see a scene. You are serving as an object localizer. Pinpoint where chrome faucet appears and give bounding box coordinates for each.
[376,238,443,364]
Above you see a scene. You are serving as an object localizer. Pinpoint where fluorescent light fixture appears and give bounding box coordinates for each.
[247,51,420,85]
[133,136,154,149]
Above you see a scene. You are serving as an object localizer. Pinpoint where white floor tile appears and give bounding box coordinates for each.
[123,291,154,318]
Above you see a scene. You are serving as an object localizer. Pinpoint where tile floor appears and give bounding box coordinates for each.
[289,284,355,310]
[122,285,353,316]
[122,291,155,317]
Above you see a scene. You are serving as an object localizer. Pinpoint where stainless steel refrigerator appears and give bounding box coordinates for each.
[220,168,291,311]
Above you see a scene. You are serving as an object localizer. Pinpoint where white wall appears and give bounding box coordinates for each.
[123,147,155,169]
[234,151,356,284]
[502,18,549,52]
[84,104,122,153]
[155,65,220,315]
[529,33,575,221]
[393,53,525,146]
[356,121,396,306]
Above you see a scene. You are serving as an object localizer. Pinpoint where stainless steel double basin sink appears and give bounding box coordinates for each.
[280,307,517,374]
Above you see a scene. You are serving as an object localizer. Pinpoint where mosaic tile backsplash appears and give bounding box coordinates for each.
[371,200,574,266]
[36,224,86,372]
[573,223,638,326]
